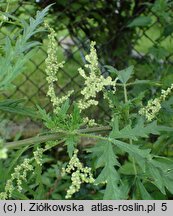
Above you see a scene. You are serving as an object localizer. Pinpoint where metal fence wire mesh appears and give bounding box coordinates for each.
[1,0,173,121]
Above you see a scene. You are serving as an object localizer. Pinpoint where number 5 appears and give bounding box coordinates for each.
[161,203,167,211]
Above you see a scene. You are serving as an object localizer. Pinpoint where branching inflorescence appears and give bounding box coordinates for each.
[139,84,173,121]
[0,148,43,200]
[0,159,33,200]
[78,41,117,111]
[45,23,73,114]
[62,149,95,199]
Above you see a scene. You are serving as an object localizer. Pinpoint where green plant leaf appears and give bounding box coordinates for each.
[103,168,121,200]
[0,4,51,91]
[149,158,173,194]
[147,163,166,194]
[5,146,28,179]
[128,16,151,27]
[34,163,44,199]
[111,138,151,158]
[65,135,77,158]
[110,116,159,141]
[12,190,29,200]
[91,141,120,169]
[92,142,121,199]
[111,138,152,172]
[117,66,134,84]
[70,103,83,130]
[119,161,136,175]
[136,178,152,200]
[105,65,134,84]
[0,99,38,118]
[58,99,70,120]
[163,176,173,194]
[132,79,161,86]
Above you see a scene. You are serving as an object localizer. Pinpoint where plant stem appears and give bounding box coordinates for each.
[5,133,63,149]
[123,83,137,175]
[123,84,128,103]
[116,81,161,87]
[5,126,111,149]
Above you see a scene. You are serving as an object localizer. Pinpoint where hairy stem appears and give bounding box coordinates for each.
[123,83,137,175]
[5,126,111,149]
[123,84,128,103]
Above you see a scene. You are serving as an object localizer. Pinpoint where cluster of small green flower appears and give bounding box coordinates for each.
[33,147,44,166]
[62,149,95,199]
[45,23,73,114]
[45,24,118,128]
[0,158,33,199]
[78,41,117,111]
[139,84,173,121]
[0,147,43,200]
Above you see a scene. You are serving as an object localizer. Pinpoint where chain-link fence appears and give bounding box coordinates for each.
[1,0,173,124]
